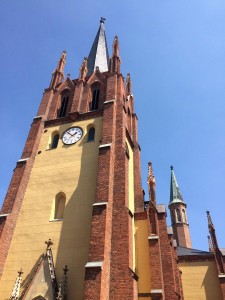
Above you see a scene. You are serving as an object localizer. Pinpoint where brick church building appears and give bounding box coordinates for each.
[0,19,224,300]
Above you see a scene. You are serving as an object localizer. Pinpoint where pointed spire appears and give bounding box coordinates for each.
[57,50,67,73]
[147,162,156,203]
[169,166,184,205]
[87,18,109,76]
[49,50,67,89]
[79,57,88,80]
[57,265,69,300]
[112,35,119,56]
[126,73,132,95]
[206,211,225,274]
[10,269,23,300]
[110,36,121,73]
[206,211,218,249]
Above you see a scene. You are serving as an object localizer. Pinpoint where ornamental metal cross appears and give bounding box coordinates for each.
[100,17,106,24]
[63,265,69,275]
[45,238,53,249]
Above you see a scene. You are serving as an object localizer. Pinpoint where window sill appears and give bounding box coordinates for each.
[49,219,63,222]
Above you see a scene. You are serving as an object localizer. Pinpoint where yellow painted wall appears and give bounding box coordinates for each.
[179,260,223,300]
[0,117,102,300]
[135,219,151,300]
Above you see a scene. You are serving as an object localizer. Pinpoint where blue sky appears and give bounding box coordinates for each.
[1,0,225,251]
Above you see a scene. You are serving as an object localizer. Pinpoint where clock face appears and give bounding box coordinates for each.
[62,127,83,145]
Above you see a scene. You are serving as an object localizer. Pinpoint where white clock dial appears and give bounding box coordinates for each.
[62,127,83,145]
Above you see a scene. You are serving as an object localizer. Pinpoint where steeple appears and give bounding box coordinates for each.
[169,165,184,206]
[168,166,192,248]
[87,17,109,76]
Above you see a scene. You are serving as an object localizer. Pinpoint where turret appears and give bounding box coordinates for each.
[168,166,192,248]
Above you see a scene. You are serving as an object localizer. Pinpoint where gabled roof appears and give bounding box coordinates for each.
[177,246,211,257]
[21,247,57,299]
[87,18,109,76]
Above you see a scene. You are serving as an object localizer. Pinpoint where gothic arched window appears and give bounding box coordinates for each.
[58,94,69,118]
[182,208,187,223]
[176,208,181,222]
[87,127,95,142]
[51,133,59,149]
[54,193,66,220]
[90,85,100,111]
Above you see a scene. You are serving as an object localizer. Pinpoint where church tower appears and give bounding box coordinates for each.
[0,19,143,299]
[169,166,192,248]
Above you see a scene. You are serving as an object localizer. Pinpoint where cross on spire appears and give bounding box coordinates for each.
[100,17,106,24]
[45,238,53,249]
[63,265,69,274]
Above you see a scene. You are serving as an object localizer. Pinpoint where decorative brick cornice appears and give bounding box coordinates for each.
[44,109,103,128]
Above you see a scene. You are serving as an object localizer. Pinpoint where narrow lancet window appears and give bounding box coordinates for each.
[182,209,187,223]
[54,193,66,220]
[58,95,69,118]
[51,133,59,149]
[176,208,181,222]
[87,127,95,142]
[90,88,100,111]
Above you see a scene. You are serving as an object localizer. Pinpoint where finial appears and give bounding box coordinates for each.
[59,50,67,62]
[100,17,106,24]
[147,162,156,203]
[49,50,66,89]
[57,265,69,300]
[79,57,88,80]
[45,238,53,250]
[63,265,69,274]
[148,162,153,177]
[126,73,132,95]
[206,210,214,229]
[170,165,173,170]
